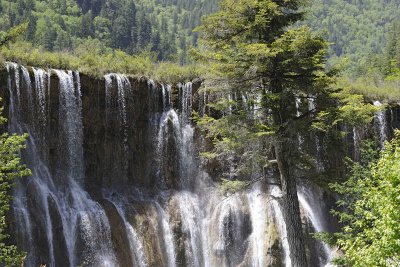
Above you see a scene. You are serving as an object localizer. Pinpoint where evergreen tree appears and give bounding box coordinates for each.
[80,11,94,38]
[137,14,152,49]
[196,0,374,265]
[42,17,57,50]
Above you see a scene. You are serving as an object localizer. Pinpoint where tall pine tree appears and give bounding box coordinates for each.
[195,0,372,265]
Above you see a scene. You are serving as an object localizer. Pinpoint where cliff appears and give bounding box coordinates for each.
[0,63,398,267]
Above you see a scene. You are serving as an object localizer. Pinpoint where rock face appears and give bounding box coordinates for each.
[1,63,396,267]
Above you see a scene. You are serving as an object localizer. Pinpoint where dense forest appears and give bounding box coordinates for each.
[0,0,218,63]
[2,0,400,69]
[305,0,400,72]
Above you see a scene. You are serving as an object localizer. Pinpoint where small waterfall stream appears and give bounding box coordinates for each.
[298,183,336,266]
[3,63,336,267]
[373,100,388,146]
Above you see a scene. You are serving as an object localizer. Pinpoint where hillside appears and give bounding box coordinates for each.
[305,0,400,73]
[1,0,400,75]
[0,0,218,63]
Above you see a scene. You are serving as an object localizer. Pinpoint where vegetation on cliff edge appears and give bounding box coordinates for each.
[0,102,31,266]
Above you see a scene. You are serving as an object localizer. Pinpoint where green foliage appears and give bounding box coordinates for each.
[338,76,400,101]
[0,40,203,81]
[0,0,219,62]
[304,0,400,74]
[195,0,375,185]
[220,178,250,195]
[330,136,400,266]
[153,62,202,84]
[313,87,377,132]
[0,100,31,266]
[0,23,28,46]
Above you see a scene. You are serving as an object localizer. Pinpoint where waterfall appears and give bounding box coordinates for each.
[295,97,304,147]
[106,197,148,267]
[105,73,131,181]
[54,70,84,183]
[4,63,336,267]
[105,74,130,135]
[179,82,193,124]
[373,100,387,146]
[353,127,360,160]
[270,186,292,267]
[32,67,49,138]
[298,182,336,267]
[173,192,204,267]
[32,67,48,119]
[309,96,325,172]
[161,84,172,110]
[247,184,268,267]
[154,202,177,267]
[7,64,117,267]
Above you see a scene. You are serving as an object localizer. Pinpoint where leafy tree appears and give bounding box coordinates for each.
[330,133,400,266]
[93,16,111,44]
[195,0,375,266]
[0,23,28,47]
[0,103,31,265]
[0,25,31,266]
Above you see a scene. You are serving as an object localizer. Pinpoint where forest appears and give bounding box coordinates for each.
[0,0,399,267]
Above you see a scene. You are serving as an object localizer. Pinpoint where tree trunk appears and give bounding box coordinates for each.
[275,139,308,267]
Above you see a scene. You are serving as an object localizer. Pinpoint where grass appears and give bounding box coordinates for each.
[339,75,400,102]
[0,40,204,84]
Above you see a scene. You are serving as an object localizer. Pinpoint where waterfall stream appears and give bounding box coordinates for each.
[3,63,336,267]
[374,100,388,146]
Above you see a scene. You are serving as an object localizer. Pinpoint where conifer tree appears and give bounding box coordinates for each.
[195,0,375,265]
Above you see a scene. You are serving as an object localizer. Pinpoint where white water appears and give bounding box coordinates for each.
[180,82,193,124]
[174,192,204,267]
[107,198,148,267]
[105,73,131,178]
[247,184,267,267]
[5,65,336,267]
[298,183,336,267]
[54,70,84,183]
[7,64,117,267]
[373,100,388,146]
[270,186,292,267]
[308,96,325,172]
[155,202,177,267]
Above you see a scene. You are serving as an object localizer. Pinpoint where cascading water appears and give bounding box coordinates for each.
[308,96,325,172]
[3,63,337,267]
[297,182,337,267]
[295,97,305,148]
[6,64,117,267]
[373,100,388,146]
[104,73,131,183]
[105,196,148,267]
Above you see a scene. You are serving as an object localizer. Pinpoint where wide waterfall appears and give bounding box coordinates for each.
[3,63,337,267]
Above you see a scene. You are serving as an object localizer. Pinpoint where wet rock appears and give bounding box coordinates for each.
[126,201,166,267]
[100,199,135,267]
[47,194,70,267]
[26,181,51,266]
